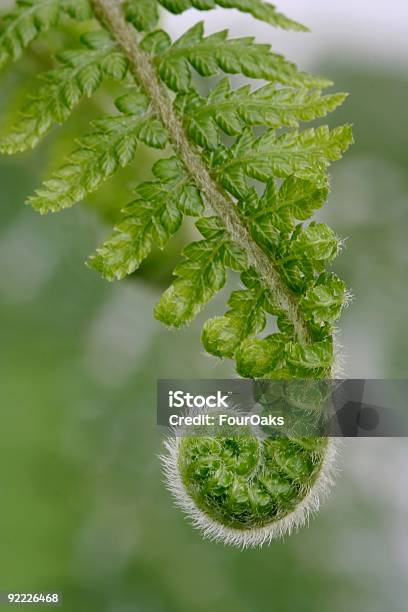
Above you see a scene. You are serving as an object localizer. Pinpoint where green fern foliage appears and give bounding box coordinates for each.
[0,30,128,154]
[28,89,168,212]
[142,22,328,93]
[125,0,307,32]
[0,0,92,70]
[155,216,247,326]
[0,0,353,377]
[177,79,347,148]
[124,0,159,33]
[214,125,352,199]
[0,0,354,547]
[90,157,204,280]
[202,268,271,358]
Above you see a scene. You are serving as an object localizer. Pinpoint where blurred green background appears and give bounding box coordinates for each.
[0,2,407,611]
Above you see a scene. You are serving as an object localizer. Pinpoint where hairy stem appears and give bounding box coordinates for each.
[90,0,312,344]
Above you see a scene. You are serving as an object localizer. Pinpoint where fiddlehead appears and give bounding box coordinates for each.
[163,434,338,547]
[0,0,353,546]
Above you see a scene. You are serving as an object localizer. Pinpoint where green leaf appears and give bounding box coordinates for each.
[136,116,169,148]
[61,0,92,20]
[158,0,307,31]
[140,29,172,55]
[115,90,150,115]
[90,157,204,281]
[275,176,329,227]
[124,0,159,31]
[234,332,333,378]
[28,105,168,213]
[216,125,353,199]
[149,22,330,93]
[236,334,286,378]
[0,0,352,391]
[180,80,347,146]
[155,216,247,327]
[242,178,329,254]
[300,272,347,325]
[0,0,92,71]
[212,0,307,31]
[202,268,268,358]
[185,113,220,150]
[290,222,340,262]
[0,31,128,154]
[285,339,333,374]
[158,0,190,12]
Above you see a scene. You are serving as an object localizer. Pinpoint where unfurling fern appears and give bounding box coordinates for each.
[0,0,353,547]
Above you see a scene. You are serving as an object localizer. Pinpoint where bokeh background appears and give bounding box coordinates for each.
[0,1,407,611]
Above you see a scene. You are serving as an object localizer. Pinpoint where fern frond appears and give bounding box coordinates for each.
[125,0,307,32]
[241,177,329,253]
[0,0,92,71]
[211,0,307,31]
[215,125,353,198]
[235,332,333,378]
[300,272,347,326]
[235,333,288,378]
[142,23,330,93]
[202,268,269,358]
[0,0,354,546]
[28,89,168,212]
[178,79,347,149]
[124,0,159,33]
[0,30,128,154]
[201,190,345,375]
[155,216,247,326]
[287,222,341,263]
[89,157,204,280]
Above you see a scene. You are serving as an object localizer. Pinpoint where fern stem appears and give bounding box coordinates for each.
[90,0,312,344]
